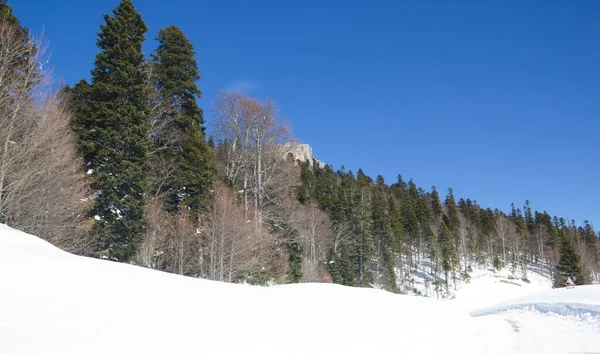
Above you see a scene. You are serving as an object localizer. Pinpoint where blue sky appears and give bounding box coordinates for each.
[11,0,599,228]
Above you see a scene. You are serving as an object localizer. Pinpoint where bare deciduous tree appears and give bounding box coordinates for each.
[0,22,91,253]
[291,202,334,282]
[212,92,294,231]
[199,182,281,282]
[137,199,170,269]
[137,199,197,275]
[495,212,514,264]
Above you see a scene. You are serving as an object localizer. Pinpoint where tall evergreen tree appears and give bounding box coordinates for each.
[581,221,599,264]
[70,0,150,261]
[439,218,459,288]
[269,215,303,283]
[444,188,460,233]
[554,227,587,287]
[297,160,315,204]
[430,186,443,220]
[372,177,396,290]
[149,25,215,213]
[353,169,374,286]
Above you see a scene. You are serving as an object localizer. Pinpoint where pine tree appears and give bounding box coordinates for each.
[70,0,150,261]
[353,169,374,286]
[430,186,443,220]
[372,176,396,290]
[441,189,460,288]
[297,160,315,204]
[314,164,337,215]
[149,25,215,213]
[554,227,587,287]
[327,243,355,286]
[581,221,599,265]
[444,188,460,233]
[269,215,303,283]
[439,217,459,289]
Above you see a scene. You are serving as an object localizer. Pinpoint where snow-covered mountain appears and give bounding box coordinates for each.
[1,223,599,354]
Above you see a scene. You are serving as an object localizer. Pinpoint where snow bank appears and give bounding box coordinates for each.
[470,285,600,326]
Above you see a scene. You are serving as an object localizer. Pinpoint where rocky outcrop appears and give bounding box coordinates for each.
[283,142,324,167]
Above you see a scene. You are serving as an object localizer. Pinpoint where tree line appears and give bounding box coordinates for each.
[298,163,598,293]
[1,0,597,293]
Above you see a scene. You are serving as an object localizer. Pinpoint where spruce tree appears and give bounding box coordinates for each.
[430,186,443,221]
[372,177,396,290]
[327,243,355,286]
[554,228,587,287]
[149,25,215,213]
[353,169,374,286]
[444,188,460,233]
[269,215,303,283]
[581,221,599,265]
[297,160,315,204]
[439,217,459,289]
[70,0,150,261]
[554,218,588,288]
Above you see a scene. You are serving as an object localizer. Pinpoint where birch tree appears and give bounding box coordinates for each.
[213,92,292,229]
[495,212,513,264]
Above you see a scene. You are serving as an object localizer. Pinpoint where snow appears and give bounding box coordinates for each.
[1,223,599,354]
[471,286,600,325]
[454,266,553,310]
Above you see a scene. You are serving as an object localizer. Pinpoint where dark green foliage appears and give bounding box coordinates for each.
[327,243,355,286]
[313,164,338,215]
[269,215,303,283]
[150,25,215,213]
[353,169,374,285]
[297,160,315,204]
[554,228,587,287]
[70,0,150,261]
[400,192,419,239]
[493,256,502,271]
[0,0,17,24]
[372,181,396,290]
[290,156,598,291]
[387,195,404,253]
[444,188,460,233]
[0,1,24,41]
[430,186,443,220]
[439,218,459,287]
[581,221,599,265]
[524,200,536,234]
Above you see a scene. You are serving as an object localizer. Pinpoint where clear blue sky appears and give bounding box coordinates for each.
[11,0,600,228]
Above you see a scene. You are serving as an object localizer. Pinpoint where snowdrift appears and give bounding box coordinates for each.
[1,224,599,354]
[470,285,600,327]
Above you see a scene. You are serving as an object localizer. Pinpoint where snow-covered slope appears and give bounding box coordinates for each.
[454,266,553,310]
[1,224,599,354]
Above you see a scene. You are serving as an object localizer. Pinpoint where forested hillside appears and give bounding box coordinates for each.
[1,0,598,296]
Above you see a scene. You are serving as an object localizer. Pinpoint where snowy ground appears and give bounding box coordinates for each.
[1,224,599,354]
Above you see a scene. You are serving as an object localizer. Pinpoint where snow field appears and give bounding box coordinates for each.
[1,224,599,354]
